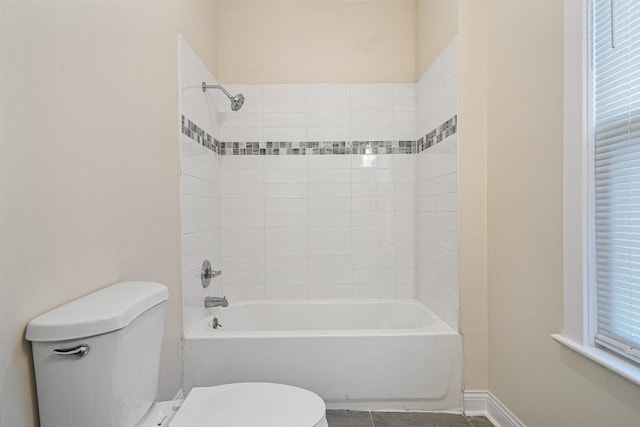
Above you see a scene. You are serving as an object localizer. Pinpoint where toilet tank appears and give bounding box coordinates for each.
[26,281,169,427]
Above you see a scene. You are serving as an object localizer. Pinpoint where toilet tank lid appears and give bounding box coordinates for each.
[25,281,169,342]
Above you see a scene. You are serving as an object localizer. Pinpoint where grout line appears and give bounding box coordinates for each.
[463,414,473,426]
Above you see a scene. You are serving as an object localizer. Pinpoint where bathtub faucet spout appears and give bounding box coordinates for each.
[204,296,229,308]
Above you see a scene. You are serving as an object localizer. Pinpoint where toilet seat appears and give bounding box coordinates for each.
[169,383,328,427]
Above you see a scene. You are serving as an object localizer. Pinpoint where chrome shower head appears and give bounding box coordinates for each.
[230,94,245,111]
[202,82,245,111]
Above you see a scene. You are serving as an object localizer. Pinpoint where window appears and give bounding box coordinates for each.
[555,0,640,385]
[592,0,640,365]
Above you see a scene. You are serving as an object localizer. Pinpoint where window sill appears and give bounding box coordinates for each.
[551,334,640,387]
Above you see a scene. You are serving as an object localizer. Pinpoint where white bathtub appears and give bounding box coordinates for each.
[183,299,462,411]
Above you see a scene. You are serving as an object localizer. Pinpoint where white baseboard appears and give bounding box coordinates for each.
[464,391,525,427]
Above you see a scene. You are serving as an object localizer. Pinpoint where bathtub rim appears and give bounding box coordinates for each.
[185,298,459,339]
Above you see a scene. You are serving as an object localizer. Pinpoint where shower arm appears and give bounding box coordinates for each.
[202,83,233,100]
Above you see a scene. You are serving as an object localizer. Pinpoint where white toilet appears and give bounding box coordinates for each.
[26,281,328,427]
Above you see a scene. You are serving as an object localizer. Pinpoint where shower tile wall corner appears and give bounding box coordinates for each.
[415,36,459,330]
[179,36,223,333]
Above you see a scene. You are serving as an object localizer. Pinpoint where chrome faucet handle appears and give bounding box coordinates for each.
[204,269,222,279]
[201,260,222,288]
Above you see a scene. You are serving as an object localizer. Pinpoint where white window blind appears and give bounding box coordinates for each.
[593,0,640,363]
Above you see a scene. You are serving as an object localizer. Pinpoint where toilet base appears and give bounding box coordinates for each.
[136,383,328,427]
[135,400,182,427]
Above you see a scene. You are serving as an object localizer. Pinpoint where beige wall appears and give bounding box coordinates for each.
[0,1,217,425]
[216,0,416,83]
[457,0,488,391]
[484,0,640,425]
[181,0,219,76]
[416,0,458,78]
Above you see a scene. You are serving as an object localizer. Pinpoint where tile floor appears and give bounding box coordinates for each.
[326,410,494,427]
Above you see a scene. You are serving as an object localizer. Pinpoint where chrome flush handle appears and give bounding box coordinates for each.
[53,344,89,358]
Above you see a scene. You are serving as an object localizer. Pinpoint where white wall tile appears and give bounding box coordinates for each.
[351,112,394,127]
[219,112,263,128]
[223,270,266,286]
[220,126,263,143]
[266,241,308,255]
[221,183,265,199]
[350,97,394,113]
[310,285,352,299]
[307,84,350,98]
[309,227,352,241]
[264,112,307,128]
[266,255,308,270]
[393,83,416,98]
[222,242,265,257]
[309,255,352,270]
[222,169,264,184]
[308,212,351,227]
[266,286,309,300]
[307,97,350,113]
[307,112,349,127]
[222,227,265,242]
[394,97,417,113]
[308,198,351,212]
[308,169,351,183]
[221,198,264,213]
[265,227,308,241]
[182,40,460,312]
[263,127,307,142]
[353,284,395,299]
[265,168,307,183]
[223,256,265,271]
[265,155,307,169]
[265,183,308,198]
[309,270,352,285]
[309,240,352,256]
[352,183,394,198]
[266,270,308,285]
[351,155,393,169]
[352,169,394,183]
[265,212,307,227]
[309,183,351,198]
[221,212,264,227]
[263,97,307,113]
[221,155,265,170]
[263,84,307,98]
[307,127,350,141]
[350,83,394,98]
[265,198,307,213]
[181,195,219,214]
[308,155,352,169]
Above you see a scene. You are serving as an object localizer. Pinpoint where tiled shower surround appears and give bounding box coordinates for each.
[179,36,458,330]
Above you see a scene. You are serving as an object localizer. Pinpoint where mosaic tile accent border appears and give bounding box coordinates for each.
[181,114,457,156]
[417,115,457,153]
[181,115,222,154]
[220,140,417,155]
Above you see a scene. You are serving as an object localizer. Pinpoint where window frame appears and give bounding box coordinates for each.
[554,0,640,385]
